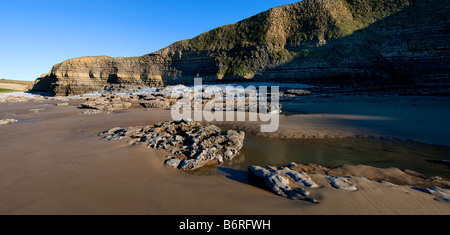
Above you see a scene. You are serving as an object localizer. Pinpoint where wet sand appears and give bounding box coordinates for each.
[219,95,450,146]
[0,97,450,215]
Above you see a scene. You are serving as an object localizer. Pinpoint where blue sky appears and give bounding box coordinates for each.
[0,0,299,81]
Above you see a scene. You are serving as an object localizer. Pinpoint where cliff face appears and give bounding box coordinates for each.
[32,0,450,95]
[32,56,165,96]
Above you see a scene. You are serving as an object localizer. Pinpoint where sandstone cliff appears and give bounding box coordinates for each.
[32,0,450,96]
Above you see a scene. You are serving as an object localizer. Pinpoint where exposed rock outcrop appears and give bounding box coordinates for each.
[412,186,450,203]
[140,96,177,109]
[284,89,312,96]
[0,96,29,103]
[32,0,450,96]
[99,119,245,171]
[328,176,358,191]
[0,119,18,125]
[32,56,164,96]
[249,163,450,203]
[81,93,134,111]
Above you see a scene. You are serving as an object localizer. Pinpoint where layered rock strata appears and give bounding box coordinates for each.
[99,120,245,171]
[32,0,450,96]
[249,163,450,203]
[0,119,18,125]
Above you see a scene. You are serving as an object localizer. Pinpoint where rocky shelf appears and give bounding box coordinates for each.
[0,119,18,125]
[99,119,245,171]
[249,163,450,204]
[31,0,450,96]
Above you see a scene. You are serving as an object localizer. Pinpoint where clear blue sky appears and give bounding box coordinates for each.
[0,0,299,81]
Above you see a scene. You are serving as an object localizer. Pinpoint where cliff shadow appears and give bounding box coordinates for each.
[259,0,450,89]
[29,75,58,96]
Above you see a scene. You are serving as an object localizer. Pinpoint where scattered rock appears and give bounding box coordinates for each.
[212,103,282,114]
[328,176,358,191]
[80,92,180,111]
[165,158,182,169]
[0,96,28,103]
[0,119,18,125]
[137,94,156,100]
[285,170,319,188]
[250,162,450,204]
[284,89,312,96]
[248,166,276,181]
[78,109,104,115]
[248,165,319,202]
[30,108,45,113]
[380,181,397,187]
[99,119,245,171]
[266,174,291,195]
[289,162,298,167]
[412,186,450,203]
[46,96,71,101]
[140,99,172,109]
[81,94,132,111]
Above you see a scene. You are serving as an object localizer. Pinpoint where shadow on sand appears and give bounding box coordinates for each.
[216,167,250,185]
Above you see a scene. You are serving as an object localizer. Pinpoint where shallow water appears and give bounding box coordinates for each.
[196,135,450,180]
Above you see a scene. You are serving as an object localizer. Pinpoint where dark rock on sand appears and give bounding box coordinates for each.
[248,165,319,202]
[81,93,134,111]
[250,162,450,203]
[99,119,245,171]
[0,119,18,125]
[32,0,450,96]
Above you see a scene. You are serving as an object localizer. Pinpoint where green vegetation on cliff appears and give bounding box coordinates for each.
[32,0,449,95]
[161,0,413,76]
[0,88,19,93]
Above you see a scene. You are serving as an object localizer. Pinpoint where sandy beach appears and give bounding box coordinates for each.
[1,0,449,218]
[0,95,449,215]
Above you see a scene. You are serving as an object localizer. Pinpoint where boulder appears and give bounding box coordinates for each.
[285,170,319,188]
[81,95,132,111]
[412,186,450,203]
[164,158,182,169]
[328,176,358,191]
[0,119,18,125]
[0,96,28,103]
[248,165,318,202]
[99,120,245,171]
[140,99,172,109]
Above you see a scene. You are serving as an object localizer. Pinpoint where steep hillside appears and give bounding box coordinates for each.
[32,0,449,95]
